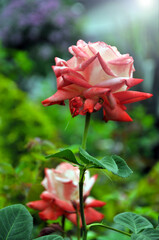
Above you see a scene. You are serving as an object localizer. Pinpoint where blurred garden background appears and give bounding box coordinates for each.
[0,0,159,239]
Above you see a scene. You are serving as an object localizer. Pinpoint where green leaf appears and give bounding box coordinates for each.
[114,212,153,234]
[131,234,149,240]
[112,155,133,177]
[79,148,132,177]
[131,228,159,240]
[79,147,108,168]
[34,235,64,240]
[0,204,33,240]
[156,217,159,229]
[99,156,118,174]
[46,149,80,165]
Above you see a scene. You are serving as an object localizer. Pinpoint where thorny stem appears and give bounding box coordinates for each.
[87,223,131,237]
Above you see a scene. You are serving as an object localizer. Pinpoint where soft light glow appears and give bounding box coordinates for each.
[138,0,154,8]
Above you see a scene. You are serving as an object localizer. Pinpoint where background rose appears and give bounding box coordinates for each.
[27,162,105,225]
[42,40,152,122]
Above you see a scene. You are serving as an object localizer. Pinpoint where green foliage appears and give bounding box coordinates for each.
[0,75,62,208]
[114,212,153,234]
[0,43,34,82]
[0,204,33,240]
[0,75,58,166]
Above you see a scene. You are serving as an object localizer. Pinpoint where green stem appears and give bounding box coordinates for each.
[76,207,81,240]
[79,167,87,240]
[87,223,131,237]
[79,113,91,240]
[81,112,91,150]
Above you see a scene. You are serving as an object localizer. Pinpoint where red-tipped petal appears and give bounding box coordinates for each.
[85,198,106,208]
[27,200,48,211]
[39,205,64,221]
[40,191,55,201]
[83,99,96,113]
[41,88,81,107]
[114,91,153,104]
[65,212,80,226]
[107,92,117,109]
[40,191,74,212]
[69,45,89,58]
[74,54,98,71]
[103,103,133,122]
[54,198,75,212]
[57,76,72,89]
[95,77,128,91]
[55,57,68,66]
[77,39,87,47]
[97,53,117,77]
[126,78,143,89]
[84,208,105,225]
[108,54,133,65]
[83,87,110,98]
[63,75,92,88]
[53,66,86,80]
[66,208,104,226]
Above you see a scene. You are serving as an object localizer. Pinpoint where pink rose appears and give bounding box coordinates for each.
[42,40,152,122]
[27,162,105,225]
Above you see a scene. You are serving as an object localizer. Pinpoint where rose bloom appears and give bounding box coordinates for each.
[42,40,152,122]
[27,163,105,225]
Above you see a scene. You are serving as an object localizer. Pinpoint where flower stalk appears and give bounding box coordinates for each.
[79,112,91,240]
[87,223,131,237]
[76,207,81,240]
[79,167,87,240]
[81,112,91,150]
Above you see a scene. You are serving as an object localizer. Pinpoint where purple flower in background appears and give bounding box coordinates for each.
[0,0,82,53]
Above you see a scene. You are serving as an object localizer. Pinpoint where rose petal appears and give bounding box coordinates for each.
[66,207,104,226]
[63,74,92,88]
[84,207,105,224]
[85,198,106,208]
[39,204,64,221]
[44,168,56,193]
[84,174,98,196]
[69,45,89,58]
[83,87,110,98]
[41,88,81,107]
[97,53,117,77]
[103,103,133,122]
[114,91,153,104]
[83,99,97,113]
[55,57,68,66]
[27,200,48,211]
